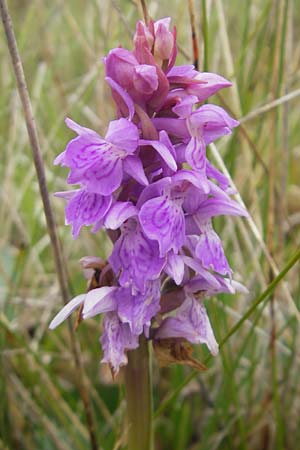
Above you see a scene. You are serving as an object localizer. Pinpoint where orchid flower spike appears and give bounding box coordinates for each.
[50,16,248,374]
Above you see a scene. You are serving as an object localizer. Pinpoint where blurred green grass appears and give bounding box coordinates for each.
[1,0,300,449]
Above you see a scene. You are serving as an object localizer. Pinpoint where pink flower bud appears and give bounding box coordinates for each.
[134,20,154,51]
[104,48,138,90]
[133,65,158,94]
[154,18,175,61]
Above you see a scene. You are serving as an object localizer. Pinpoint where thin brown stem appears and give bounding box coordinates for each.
[188,0,199,70]
[279,0,292,263]
[0,1,98,449]
[139,0,149,25]
[267,1,287,448]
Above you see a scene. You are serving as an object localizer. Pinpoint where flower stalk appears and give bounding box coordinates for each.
[47,13,249,449]
[124,336,153,450]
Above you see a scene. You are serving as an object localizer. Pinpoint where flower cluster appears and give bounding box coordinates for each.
[50,18,248,374]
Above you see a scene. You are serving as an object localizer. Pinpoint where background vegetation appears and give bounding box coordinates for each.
[1,0,300,449]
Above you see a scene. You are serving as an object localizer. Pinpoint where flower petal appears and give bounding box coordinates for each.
[49,294,86,329]
[134,20,154,63]
[185,136,206,172]
[100,312,139,374]
[148,65,170,111]
[195,228,232,277]
[183,186,208,214]
[105,76,135,120]
[54,150,66,166]
[164,252,185,285]
[104,201,138,230]
[105,118,139,153]
[139,138,177,171]
[117,282,161,335]
[172,169,209,193]
[187,72,232,102]
[63,126,125,195]
[167,64,196,80]
[186,274,248,296]
[186,221,232,277]
[78,156,123,195]
[155,295,218,355]
[139,195,185,256]
[189,104,239,145]
[172,95,198,118]
[65,117,100,137]
[206,161,229,190]
[82,287,117,319]
[152,117,188,139]
[64,190,112,238]
[65,135,106,178]
[191,104,239,129]
[153,18,174,61]
[54,189,81,200]
[133,64,159,94]
[123,155,149,186]
[195,197,248,220]
[109,219,165,292]
[182,256,221,288]
[137,177,171,208]
[104,48,138,88]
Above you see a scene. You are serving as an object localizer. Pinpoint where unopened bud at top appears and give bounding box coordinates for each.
[153,18,175,61]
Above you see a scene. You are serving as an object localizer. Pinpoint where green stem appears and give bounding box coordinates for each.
[124,336,153,450]
[201,0,208,72]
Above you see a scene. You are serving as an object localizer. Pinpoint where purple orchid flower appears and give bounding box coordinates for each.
[54,189,112,238]
[155,294,219,356]
[55,117,147,195]
[100,312,139,374]
[50,280,161,373]
[50,16,248,374]
[139,170,208,256]
[109,217,165,293]
[167,66,232,102]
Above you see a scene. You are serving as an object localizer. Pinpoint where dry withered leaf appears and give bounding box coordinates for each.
[99,363,123,384]
[74,303,84,331]
[153,338,207,371]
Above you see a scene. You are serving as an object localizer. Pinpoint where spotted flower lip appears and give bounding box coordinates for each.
[100,312,139,374]
[50,16,248,373]
[109,217,165,293]
[138,171,210,257]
